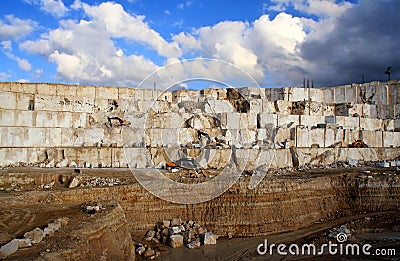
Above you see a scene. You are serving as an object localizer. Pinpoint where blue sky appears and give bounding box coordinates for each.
[0,0,399,89]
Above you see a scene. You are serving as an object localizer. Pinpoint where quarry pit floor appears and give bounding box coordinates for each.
[0,166,399,260]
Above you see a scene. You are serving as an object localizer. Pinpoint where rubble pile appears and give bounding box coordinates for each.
[68,176,122,188]
[135,218,218,259]
[0,217,69,259]
[1,183,23,192]
[79,177,122,187]
[81,202,105,214]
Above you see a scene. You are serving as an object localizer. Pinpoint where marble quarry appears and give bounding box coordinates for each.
[0,80,399,170]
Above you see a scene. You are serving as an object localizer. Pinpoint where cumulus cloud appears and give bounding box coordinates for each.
[0,15,37,40]
[299,0,400,85]
[172,13,306,84]
[175,0,399,86]
[16,0,400,87]
[21,13,160,85]
[268,0,353,18]
[173,32,201,52]
[24,0,68,17]
[83,2,181,57]
[70,0,82,10]
[41,0,68,17]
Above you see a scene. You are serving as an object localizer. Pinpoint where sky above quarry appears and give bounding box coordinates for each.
[0,0,399,89]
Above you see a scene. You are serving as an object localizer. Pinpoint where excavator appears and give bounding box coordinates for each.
[349,140,368,148]
[107,116,130,127]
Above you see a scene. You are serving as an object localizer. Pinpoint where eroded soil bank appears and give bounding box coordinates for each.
[0,166,399,260]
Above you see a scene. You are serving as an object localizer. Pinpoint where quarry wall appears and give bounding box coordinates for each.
[0,80,399,168]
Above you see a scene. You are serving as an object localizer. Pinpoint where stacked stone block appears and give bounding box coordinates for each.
[0,80,399,169]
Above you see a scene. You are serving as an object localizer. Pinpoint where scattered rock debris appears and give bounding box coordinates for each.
[136,218,219,259]
[68,176,123,189]
[0,217,69,259]
[327,223,353,240]
[81,202,104,214]
[79,177,121,187]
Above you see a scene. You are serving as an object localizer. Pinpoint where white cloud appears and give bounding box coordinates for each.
[21,4,162,86]
[177,0,193,10]
[0,15,37,40]
[268,0,353,18]
[20,39,51,55]
[17,58,32,71]
[306,0,353,18]
[34,68,43,79]
[170,14,306,83]
[172,19,183,28]
[173,32,201,51]
[1,40,12,51]
[1,39,32,71]
[83,2,181,58]
[16,0,398,87]
[17,79,30,83]
[164,10,170,15]
[248,13,306,54]
[262,2,270,13]
[0,72,10,80]
[41,0,68,17]
[70,0,82,10]
[20,1,311,86]
[214,42,262,79]
[24,0,68,17]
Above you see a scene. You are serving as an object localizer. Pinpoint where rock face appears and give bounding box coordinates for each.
[1,170,399,242]
[46,204,135,260]
[114,172,400,238]
[1,81,400,169]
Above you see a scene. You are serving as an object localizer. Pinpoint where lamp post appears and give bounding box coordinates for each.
[384,66,392,81]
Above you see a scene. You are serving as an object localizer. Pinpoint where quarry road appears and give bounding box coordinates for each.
[158,211,400,261]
